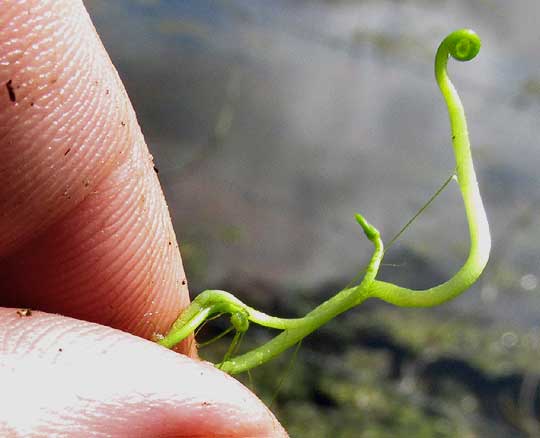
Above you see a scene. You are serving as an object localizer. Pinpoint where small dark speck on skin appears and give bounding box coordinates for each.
[16,308,32,317]
[30,102,34,106]
[50,78,57,84]
[64,148,71,156]
[6,79,16,102]
[181,280,186,286]
[120,121,126,126]
[105,89,110,95]
[58,348,63,352]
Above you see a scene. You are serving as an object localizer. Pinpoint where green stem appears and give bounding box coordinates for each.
[366,29,490,307]
[158,215,383,343]
[219,219,383,373]
[157,29,491,375]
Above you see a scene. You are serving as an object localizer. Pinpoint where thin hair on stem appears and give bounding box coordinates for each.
[344,171,455,290]
[194,312,225,338]
[197,326,235,348]
[385,171,456,253]
[269,340,303,409]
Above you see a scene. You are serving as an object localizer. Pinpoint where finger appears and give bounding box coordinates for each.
[0,308,288,437]
[0,1,191,348]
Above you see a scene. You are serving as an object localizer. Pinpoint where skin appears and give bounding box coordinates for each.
[0,1,287,437]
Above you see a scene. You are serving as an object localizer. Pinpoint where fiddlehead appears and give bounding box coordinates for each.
[367,29,490,306]
[438,29,481,63]
[156,29,491,374]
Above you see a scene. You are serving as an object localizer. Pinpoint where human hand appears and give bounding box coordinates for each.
[0,1,287,436]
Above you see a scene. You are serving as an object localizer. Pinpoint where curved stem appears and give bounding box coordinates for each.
[219,221,383,374]
[157,29,491,375]
[366,29,490,306]
[158,216,383,343]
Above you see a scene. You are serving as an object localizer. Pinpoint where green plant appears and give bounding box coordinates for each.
[155,29,491,375]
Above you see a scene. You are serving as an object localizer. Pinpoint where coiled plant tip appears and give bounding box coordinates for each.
[156,29,491,375]
[442,29,481,62]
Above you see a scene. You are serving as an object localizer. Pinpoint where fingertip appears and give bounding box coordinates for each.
[0,308,287,437]
[0,0,193,344]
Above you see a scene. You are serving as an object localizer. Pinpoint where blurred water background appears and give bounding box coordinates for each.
[86,1,540,436]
